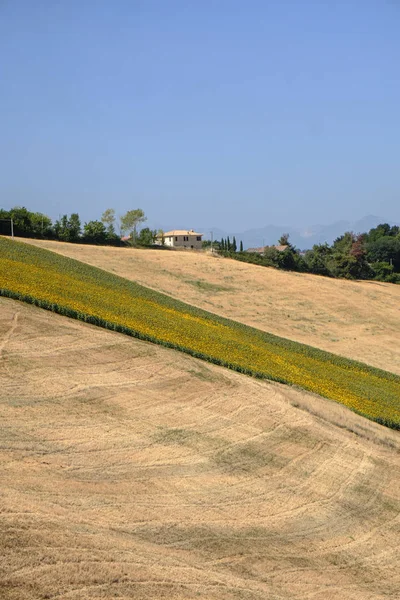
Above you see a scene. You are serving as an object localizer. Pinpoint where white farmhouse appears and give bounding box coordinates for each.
[157,229,203,249]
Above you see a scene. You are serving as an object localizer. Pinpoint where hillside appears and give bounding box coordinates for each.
[21,239,400,375]
[2,237,399,427]
[1,296,400,600]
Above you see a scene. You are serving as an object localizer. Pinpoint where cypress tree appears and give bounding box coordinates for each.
[240,240,243,252]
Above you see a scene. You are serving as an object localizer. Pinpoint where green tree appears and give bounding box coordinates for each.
[54,215,68,240]
[330,254,362,279]
[120,209,146,244]
[101,208,117,235]
[8,206,32,237]
[202,238,216,249]
[83,220,107,244]
[68,213,81,242]
[54,213,81,242]
[232,236,237,252]
[330,232,372,279]
[276,247,298,270]
[0,209,12,236]
[263,246,280,264]
[371,262,400,283]
[30,212,53,237]
[366,223,398,243]
[278,233,290,246]
[304,244,332,276]
[332,231,354,254]
[240,240,243,252]
[137,227,156,246]
[367,236,400,272]
[0,206,52,238]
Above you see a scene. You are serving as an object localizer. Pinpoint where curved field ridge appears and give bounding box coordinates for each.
[1,298,400,600]
[1,236,399,428]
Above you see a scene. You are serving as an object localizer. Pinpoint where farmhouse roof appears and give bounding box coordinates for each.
[246,244,289,253]
[246,246,265,254]
[161,230,203,237]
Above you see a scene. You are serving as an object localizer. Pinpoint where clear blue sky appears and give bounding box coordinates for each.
[1,0,399,232]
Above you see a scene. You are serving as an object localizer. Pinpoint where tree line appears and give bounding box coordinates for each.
[213,226,400,283]
[0,206,157,246]
[1,206,398,283]
[202,236,244,253]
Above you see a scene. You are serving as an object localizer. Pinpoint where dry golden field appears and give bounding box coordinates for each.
[1,296,400,599]
[21,239,400,375]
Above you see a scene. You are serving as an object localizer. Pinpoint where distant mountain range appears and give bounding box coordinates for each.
[203,215,399,251]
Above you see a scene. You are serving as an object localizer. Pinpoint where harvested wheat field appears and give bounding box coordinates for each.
[1,297,400,599]
[22,239,400,375]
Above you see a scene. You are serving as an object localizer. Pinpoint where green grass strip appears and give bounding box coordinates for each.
[1,236,399,430]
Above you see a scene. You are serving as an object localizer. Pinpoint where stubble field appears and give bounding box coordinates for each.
[1,297,399,599]
[21,239,400,375]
